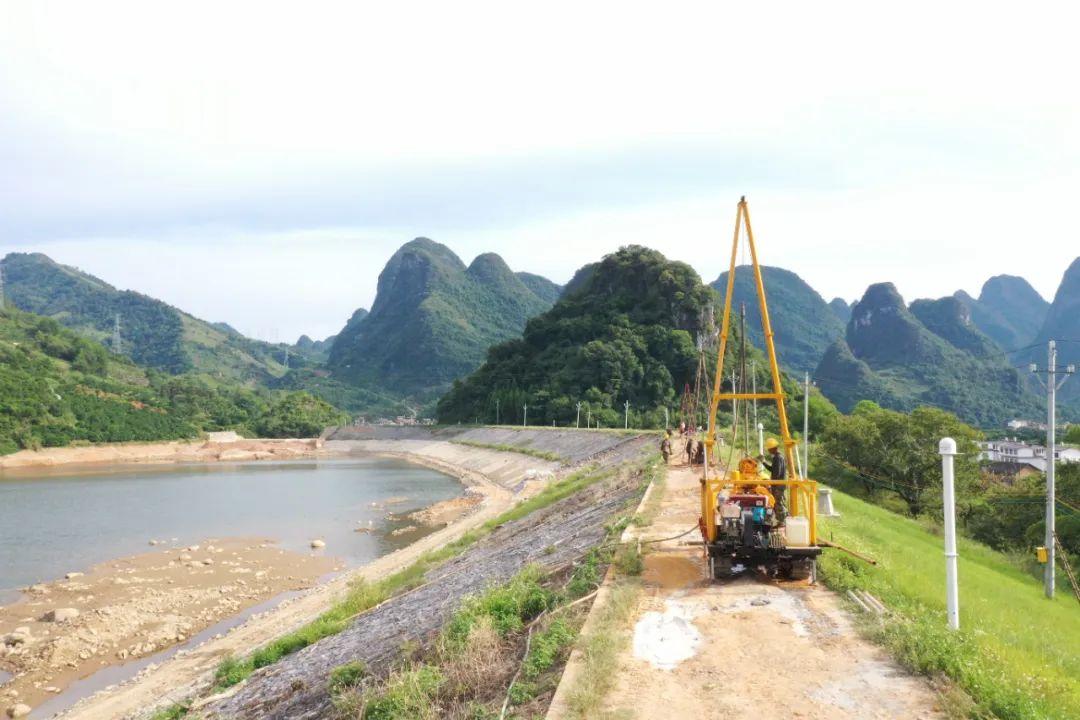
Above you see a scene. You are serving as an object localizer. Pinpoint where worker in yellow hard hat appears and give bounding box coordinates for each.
[759,437,788,522]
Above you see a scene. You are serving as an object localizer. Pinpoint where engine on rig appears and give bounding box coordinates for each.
[715,489,784,551]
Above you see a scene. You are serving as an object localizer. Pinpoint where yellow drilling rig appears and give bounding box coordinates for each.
[699,196,822,581]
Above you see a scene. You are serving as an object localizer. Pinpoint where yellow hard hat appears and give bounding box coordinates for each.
[765,437,780,451]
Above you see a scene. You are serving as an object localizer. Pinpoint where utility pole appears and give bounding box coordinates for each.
[751,360,758,431]
[803,373,811,478]
[586,407,591,429]
[624,400,630,429]
[576,401,582,429]
[112,314,122,355]
[495,398,500,425]
[1031,340,1075,599]
[663,406,669,429]
[523,403,528,427]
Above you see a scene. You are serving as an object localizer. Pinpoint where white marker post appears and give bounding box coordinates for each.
[939,437,960,630]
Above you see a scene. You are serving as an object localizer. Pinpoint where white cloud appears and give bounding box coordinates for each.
[1,0,1078,339]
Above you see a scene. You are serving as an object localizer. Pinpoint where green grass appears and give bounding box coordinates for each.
[148,703,190,720]
[449,439,563,462]
[213,464,616,690]
[819,489,1080,720]
[564,581,642,719]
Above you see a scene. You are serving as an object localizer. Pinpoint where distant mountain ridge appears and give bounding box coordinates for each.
[0,252,299,383]
[1029,258,1080,409]
[816,282,1039,425]
[711,265,845,375]
[327,238,561,401]
[955,275,1049,352]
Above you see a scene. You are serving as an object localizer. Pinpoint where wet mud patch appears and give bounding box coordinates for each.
[641,554,703,590]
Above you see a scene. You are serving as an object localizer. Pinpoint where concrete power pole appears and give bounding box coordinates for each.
[112,314,122,355]
[751,360,757,431]
[495,398,500,425]
[523,403,528,428]
[624,400,630,429]
[1032,339,1075,599]
[576,401,582,429]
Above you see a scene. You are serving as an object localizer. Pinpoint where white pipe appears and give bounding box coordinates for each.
[939,437,959,630]
[757,422,764,456]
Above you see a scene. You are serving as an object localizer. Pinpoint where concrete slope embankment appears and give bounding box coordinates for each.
[200,461,648,719]
[56,427,648,720]
[327,426,652,470]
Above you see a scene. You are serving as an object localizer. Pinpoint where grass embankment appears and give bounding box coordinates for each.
[819,489,1080,720]
[448,439,563,462]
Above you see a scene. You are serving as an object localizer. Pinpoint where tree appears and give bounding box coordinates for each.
[255,392,348,438]
[821,402,982,515]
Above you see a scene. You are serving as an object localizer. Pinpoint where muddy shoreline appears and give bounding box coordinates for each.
[0,538,340,717]
[0,437,327,472]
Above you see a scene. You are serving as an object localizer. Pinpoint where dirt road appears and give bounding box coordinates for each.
[549,464,945,720]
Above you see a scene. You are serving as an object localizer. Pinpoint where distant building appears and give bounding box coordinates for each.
[978,439,1080,472]
[1007,419,1047,431]
[983,460,1043,482]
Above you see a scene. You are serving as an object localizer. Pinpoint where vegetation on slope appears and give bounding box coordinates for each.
[712,264,845,375]
[816,282,1039,427]
[0,306,346,454]
[0,252,307,384]
[437,246,734,428]
[818,490,1079,720]
[955,274,1049,352]
[327,239,560,402]
[817,401,1079,556]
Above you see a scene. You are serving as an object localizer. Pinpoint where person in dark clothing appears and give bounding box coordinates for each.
[760,437,787,522]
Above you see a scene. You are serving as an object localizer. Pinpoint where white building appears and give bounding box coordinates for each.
[979,439,1080,472]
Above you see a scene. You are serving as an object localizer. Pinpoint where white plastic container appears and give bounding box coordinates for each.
[785,516,811,547]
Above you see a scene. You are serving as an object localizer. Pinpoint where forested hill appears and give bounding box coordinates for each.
[437,245,774,427]
[0,305,346,455]
[956,274,1049,352]
[327,238,560,401]
[711,265,845,375]
[815,282,1040,426]
[0,253,313,383]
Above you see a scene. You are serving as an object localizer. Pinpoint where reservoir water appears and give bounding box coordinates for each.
[0,457,463,600]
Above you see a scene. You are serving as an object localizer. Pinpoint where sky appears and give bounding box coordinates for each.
[2,1,1079,342]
